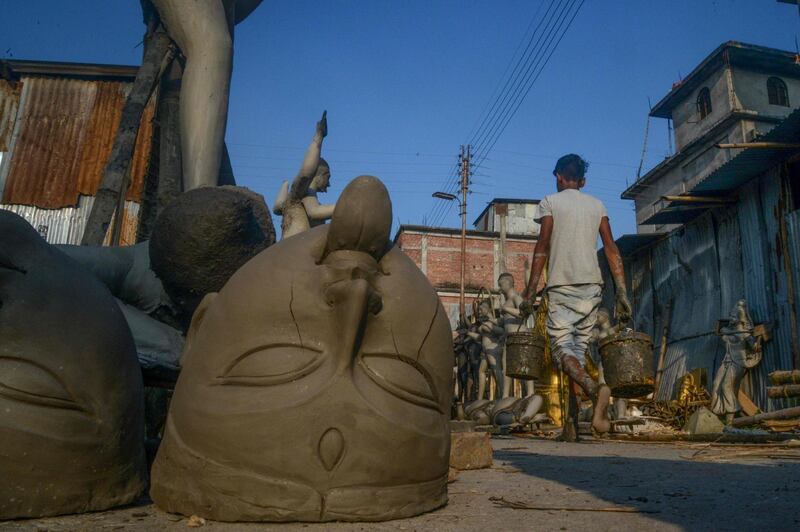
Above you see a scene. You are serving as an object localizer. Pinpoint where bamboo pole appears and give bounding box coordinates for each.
[732,405,800,427]
[767,384,800,399]
[654,298,673,398]
[769,370,800,385]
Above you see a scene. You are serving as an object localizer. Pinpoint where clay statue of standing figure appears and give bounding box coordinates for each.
[467,300,506,401]
[150,0,263,189]
[711,300,763,424]
[454,321,484,404]
[274,112,337,239]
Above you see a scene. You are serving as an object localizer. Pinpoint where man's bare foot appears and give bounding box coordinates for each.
[592,384,612,434]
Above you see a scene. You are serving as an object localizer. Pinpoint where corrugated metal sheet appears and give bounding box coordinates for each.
[756,170,797,410]
[657,335,721,401]
[0,195,140,246]
[643,171,797,408]
[787,209,800,350]
[0,78,20,151]
[713,208,745,317]
[1,76,154,208]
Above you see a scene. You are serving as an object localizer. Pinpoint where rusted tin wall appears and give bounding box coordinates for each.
[1,195,140,246]
[0,76,154,208]
[0,79,20,151]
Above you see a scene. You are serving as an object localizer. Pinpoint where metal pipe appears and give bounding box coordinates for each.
[661,195,736,204]
[717,142,800,149]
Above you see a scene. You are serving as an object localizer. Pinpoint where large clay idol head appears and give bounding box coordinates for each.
[0,211,146,519]
[151,176,453,522]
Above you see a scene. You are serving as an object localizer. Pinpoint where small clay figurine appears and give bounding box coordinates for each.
[467,300,506,400]
[274,112,337,238]
[711,300,763,424]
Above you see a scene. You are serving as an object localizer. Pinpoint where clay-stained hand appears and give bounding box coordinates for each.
[519,299,535,320]
[615,290,633,325]
[316,110,328,140]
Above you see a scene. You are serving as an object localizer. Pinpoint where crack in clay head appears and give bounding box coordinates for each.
[0,211,146,519]
[151,176,453,522]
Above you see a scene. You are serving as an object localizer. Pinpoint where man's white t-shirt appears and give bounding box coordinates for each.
[536,188,608,288]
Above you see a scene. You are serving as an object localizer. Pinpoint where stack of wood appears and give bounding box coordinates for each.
[767,370,800,399]
[762,370,800,432]
[728,370,800,431]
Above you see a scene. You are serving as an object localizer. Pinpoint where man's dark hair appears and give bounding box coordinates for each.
[553,154,588,180]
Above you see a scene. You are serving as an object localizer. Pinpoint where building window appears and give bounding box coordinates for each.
[767,77,789,107]
[696,87,712,120]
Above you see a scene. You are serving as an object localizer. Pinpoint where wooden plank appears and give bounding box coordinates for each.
[737,389,760,416]
[81,30,173,245]
[732,405,800,426]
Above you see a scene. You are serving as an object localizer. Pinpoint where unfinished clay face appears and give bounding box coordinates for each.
[311,159,331,192]
[498,274,514,293]
[151,176,453,522]
[0,211,146,519]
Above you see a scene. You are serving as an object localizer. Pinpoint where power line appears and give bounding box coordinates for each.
[467,0,559,151]
[426,1,563,227]
[470,0,569,156]
[425,0,585,228]
[473,0,584,169]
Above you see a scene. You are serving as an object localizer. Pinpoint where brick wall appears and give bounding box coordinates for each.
[396,227,543,327]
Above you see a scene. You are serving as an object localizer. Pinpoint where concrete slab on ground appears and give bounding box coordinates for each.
[3,437,800,531]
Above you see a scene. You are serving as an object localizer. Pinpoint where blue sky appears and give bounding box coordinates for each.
[3,1,799,238]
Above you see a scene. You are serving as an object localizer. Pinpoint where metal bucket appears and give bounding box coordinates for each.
[599,330,654,398]
[505,331,547,381]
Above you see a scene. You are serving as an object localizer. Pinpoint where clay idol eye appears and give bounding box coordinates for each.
[359,354,440,412]
[219,344,323,386]
[0,357,80,410]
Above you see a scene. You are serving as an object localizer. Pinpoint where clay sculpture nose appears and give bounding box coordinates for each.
[321,175,391,368]
[324,277,373,368]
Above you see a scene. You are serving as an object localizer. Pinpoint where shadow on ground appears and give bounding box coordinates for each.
[495,444,800,531]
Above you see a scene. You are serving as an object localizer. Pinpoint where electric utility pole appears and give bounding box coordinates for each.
[458,144,472,321]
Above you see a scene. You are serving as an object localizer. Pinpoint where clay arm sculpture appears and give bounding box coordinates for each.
[466,330,482,341]
[289,111,328,202]
[302,195,336,222]
[479,320,504,336]
[273,181,289,215]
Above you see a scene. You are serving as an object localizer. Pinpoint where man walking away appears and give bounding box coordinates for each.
[522,154,632,435]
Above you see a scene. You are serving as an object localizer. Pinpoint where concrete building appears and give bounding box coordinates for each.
[623,42,800,234]
[0,59,155,245]
[472,197,540,235]
[395,198,541,326]
[608,42,800,410]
